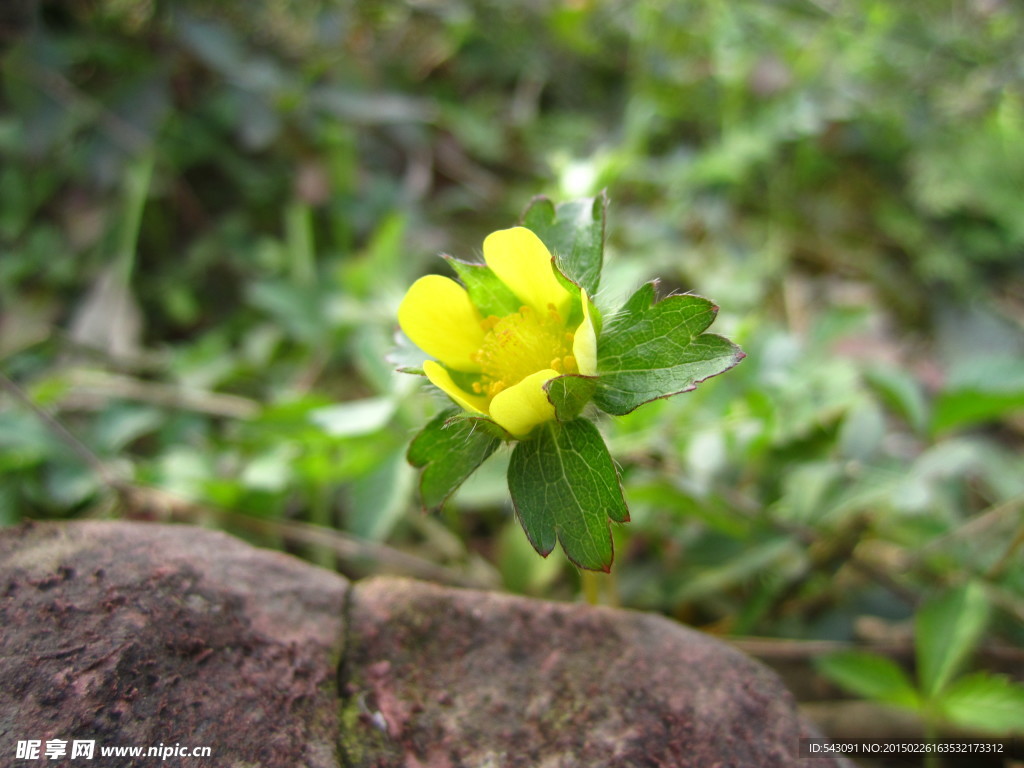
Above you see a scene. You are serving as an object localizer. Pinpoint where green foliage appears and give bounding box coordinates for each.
[939,673,1024,735]
[595,283,744,415]
[818,583,1024,737]
[408,410,501,510]
[815,652,920,708]
[932,357,1024,435]
[915,582,990,700]
[508,419,628,572]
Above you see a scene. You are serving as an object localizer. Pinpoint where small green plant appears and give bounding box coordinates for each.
[396,194,744,571]
[816,582,1024,759]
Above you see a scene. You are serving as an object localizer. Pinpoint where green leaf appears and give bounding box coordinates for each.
[932,356,1024,434]
[407,409,501,509]
[521,192,606,296]
[938,672,1024,734]
[445,256,522,317]
[544,375,597,421]
[916,582,990,700]
[933,390,1024,434]
[815,651,920,708]
[347,450,415,541]
[838,397,886,461]
[247,280,326,344]
[865,365,929,434]
[89,403,164,453]
[310,397,395,437]
[671,537,799,603]
[593,282,745,415]
[508,418,629,572]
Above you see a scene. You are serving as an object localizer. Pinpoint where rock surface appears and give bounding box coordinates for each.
[0,521,349,768]
[343,577,833,768]
[1,521,846,767]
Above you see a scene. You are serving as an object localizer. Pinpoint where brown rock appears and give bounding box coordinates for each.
[341,577,846,768]
[0,521,349,768]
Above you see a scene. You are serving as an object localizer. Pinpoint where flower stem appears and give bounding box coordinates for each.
[581,569,619,606]
[582,570,600,605]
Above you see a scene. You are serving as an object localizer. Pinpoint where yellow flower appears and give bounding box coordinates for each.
[399,227,597,438]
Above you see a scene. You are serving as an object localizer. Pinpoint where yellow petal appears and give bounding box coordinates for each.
[424,360,489,415]
[488,368,559,438]
[483,227,570,316]
[573,288,597,376]
[398,275,484,372]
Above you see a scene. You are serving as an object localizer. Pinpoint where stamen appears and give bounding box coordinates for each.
[471,303,577,399]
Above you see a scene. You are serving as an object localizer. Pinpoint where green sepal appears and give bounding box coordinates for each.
[407,408,501,509]
[521,192,607,297]
[443,409,513,441]
[445,255,522,317]
[544,375,597,421]
[586,292,603,339]
[594,281,745,416]
[507,418,629,572]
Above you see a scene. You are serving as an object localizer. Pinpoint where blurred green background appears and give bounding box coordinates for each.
[1,0,1022,738]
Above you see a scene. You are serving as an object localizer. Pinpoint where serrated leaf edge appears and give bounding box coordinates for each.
[507,419,627,573]
[596,339,746,416]
[407,411,503,510]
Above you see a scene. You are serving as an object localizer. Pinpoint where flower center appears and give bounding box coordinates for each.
[472,305,577,398]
